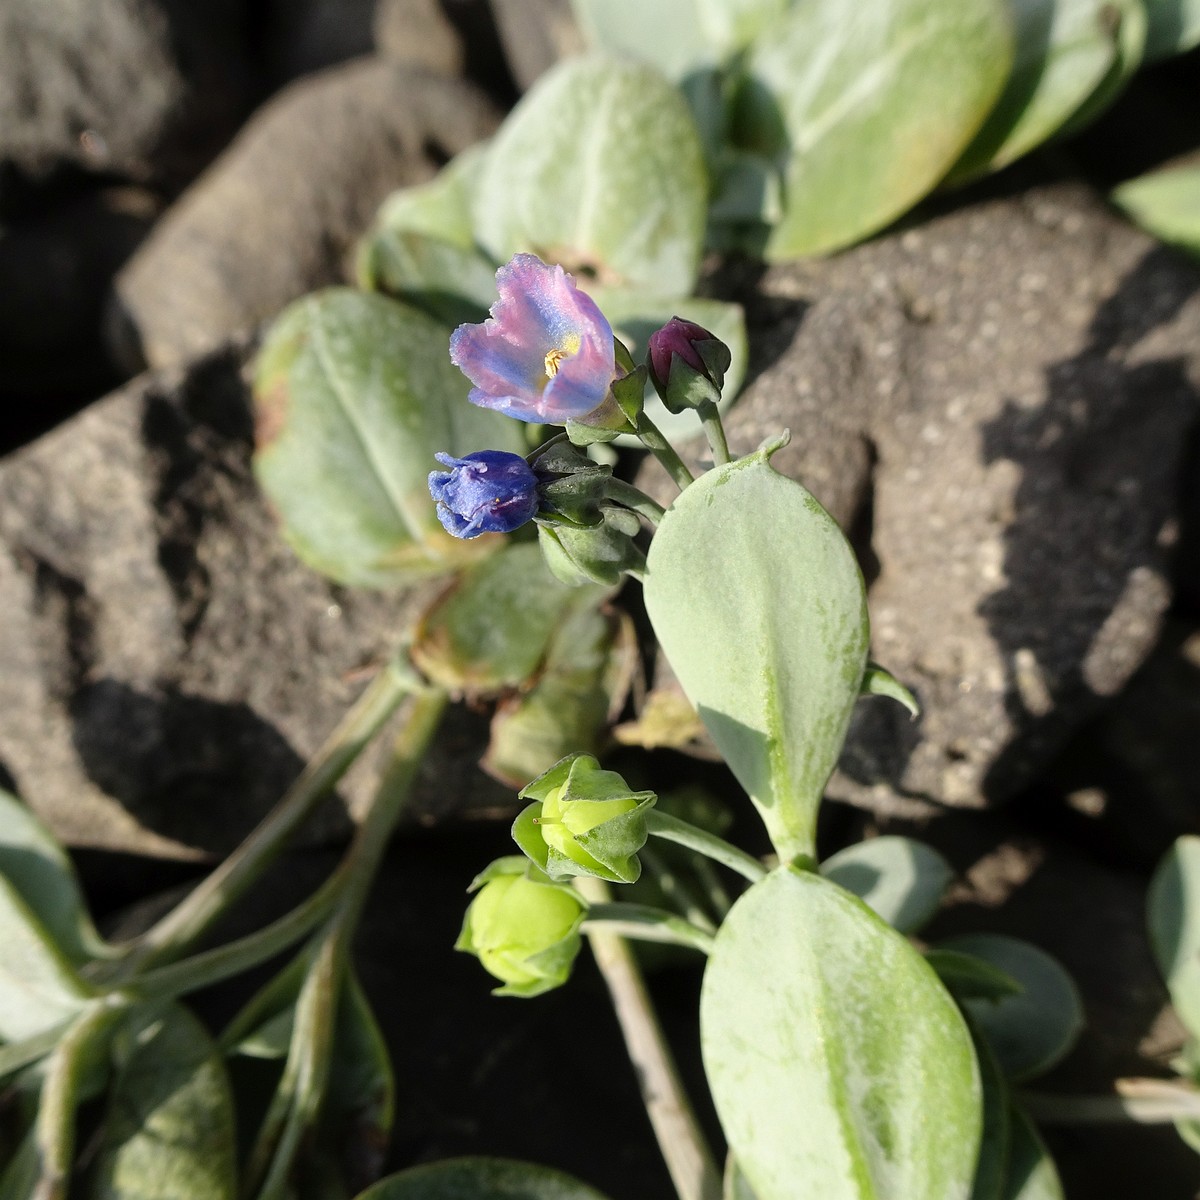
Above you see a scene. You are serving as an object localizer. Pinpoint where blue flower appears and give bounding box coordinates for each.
[428,450,541,539]
[449,254,618,424]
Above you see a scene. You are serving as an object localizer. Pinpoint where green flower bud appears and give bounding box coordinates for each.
[455,857,587,997]
[513,754,656,883]
[535,506,644,587]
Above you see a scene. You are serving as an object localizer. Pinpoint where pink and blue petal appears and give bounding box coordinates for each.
[449,253,617,424]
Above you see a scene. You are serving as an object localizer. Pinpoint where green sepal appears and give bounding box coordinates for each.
[534,444,613,526]
[656,338,731,415]
[512,754,656,884]
[860,661,920,717]
[455,858,588,998]
[536,507,644,587]
[611,364,648,424]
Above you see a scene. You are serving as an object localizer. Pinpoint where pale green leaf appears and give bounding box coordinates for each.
[1148,836,1200,1037]
[859,662,919,716]
[354,1157,612,1199]
[473,56,708,296]
[701,868,981,1200]
[410,543,609,696]
[644,449,869,860]
[91,1004,237,1200]
[252,289,526,589]
[821,836,953,933]
[1056,0,1147,134]
[949,0,1119,182]
[0,787,107,965]
[482,600,633,787]
[1113,163,1200,260]
[938,934,1084,1082]
[360,145,486,256]
[356,231,500,327]
[737,0,1013,258]
[0,875,90,1042]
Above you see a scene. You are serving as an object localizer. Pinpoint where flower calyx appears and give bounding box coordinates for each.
[647,317,731,415]
[455,856,587,998]
[513,754,656,883]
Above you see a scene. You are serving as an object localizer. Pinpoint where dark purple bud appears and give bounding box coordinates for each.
[646,317,732,414]
[428,450,540,539]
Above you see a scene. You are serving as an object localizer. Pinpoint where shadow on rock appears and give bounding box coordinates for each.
[70,676,332,857]
[979,245,1200,802]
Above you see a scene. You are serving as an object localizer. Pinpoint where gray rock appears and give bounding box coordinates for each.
[0,344,510,859]
[110,59,499,371]
[0,0,250,188]
[489,0,583,91]
[644,183,1200,814]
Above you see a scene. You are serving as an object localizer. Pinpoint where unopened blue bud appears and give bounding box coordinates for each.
[428,450,540,539]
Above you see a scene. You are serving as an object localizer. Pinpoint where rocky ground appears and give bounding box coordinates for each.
[2,3,1199,1197]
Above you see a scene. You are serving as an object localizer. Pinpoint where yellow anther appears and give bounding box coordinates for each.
[544,347,567,378]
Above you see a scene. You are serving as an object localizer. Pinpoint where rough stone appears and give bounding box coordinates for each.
[0,0,250,189]
[0,344,510,859]
[260,0,463,85]
[489,0,583,91]
[110,59,500,371]
[641,184,1200,815]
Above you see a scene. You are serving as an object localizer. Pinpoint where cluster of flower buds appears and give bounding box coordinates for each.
[427,254,731,584]
[458,754,656,994]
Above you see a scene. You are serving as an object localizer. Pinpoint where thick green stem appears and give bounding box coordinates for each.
[1022,1080,1200,1124]
[35,999,128,1200]
[583,903,714,954]
[105,658,419,980]
[697,401,731,467]
[603,478,666,526]
[241,687,448,1200]
[575,877,722,1200]
[640,845,717,933]
[646,811,767,884]
[636,412,694,491]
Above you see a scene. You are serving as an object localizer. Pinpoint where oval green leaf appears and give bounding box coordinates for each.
[644,449,869,861]
[949,0,1119,182]
[937,934,1084,1082]
[1113,163,1200,260]
[821,836,954,933]
[1144,0,1200,58]
[1055,0,1147,134]
[473,56,708,296]
[1148,835,1200,1037]
[483,600,633,787]
[354,1157,613,1200]
[0,788,107,965]
[253,289,526,589]
[701,868,981,1200]
[737,0,1013,258]
[91,1004,237,1200]
[0,875,90,1041]
[410,543,610,697]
